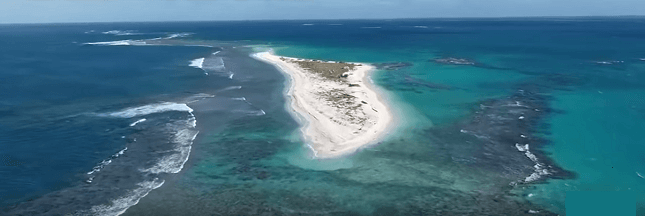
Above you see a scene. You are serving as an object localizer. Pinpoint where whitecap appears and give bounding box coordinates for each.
[129,119,147,127]
[166,33,193,39]
[637,172,644,179]
[232,97,246,101]
[302,24,314,26]
[99,102,193,118]
[212,51,221,55]
[189,58,205,69]
[228,72,234,79]
[515,143,550,182]
[361,27,382,29]
[413,26,428,28]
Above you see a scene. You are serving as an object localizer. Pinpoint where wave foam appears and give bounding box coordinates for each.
[129,119,147,127]
[84,40,147,46]
[86,147,128,182]
[515,143,550,182]
[100,102,193,118]
[103,30,141,36]
[140,116,198,174]
[166,33,193,39]
[189,58,205,69]
[86,178,165,216]
[203,57,226,72]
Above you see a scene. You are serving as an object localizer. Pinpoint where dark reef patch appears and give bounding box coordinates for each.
[432,57,476,66]
[402,75,456,90]
[425,83,576,186]
[374,62,413,71]
[431,57,519,72]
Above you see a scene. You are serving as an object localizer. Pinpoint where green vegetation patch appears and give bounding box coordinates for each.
[282,57,359,82]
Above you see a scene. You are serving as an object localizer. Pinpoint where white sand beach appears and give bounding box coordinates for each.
[252,51,393,158]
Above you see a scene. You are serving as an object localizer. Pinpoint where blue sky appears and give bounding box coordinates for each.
[1,0,644,23]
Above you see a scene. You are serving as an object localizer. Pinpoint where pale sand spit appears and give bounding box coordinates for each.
[252,51,393,158]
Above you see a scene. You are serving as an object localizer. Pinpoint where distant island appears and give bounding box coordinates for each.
[253,51,393,158]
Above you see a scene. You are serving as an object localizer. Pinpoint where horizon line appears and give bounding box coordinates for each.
[2,15,645,25]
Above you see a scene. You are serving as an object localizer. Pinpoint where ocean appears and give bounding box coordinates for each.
[0,18,644,215]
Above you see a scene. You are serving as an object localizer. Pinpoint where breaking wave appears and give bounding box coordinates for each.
[129,119,147,127]
[515,143,550,182]
[80,178,165,216]
[102,30,142,36]
[189,58,205,70]
[98,102,193,118]
[84,40,148,46]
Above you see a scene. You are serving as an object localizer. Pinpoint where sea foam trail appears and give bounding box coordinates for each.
[140,111,198,174]
[86,147,128,183]
[140,129,198,174]
[83,178,165,216]
[218,86,242,92]
[99,102,193,118]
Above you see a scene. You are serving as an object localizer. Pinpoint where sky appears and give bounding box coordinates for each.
[0,0,644,24]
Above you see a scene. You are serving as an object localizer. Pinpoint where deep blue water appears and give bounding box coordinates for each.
[1,18,644,215]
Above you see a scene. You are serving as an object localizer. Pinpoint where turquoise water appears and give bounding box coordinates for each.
[2,19,645,215]
[526,89,645,213]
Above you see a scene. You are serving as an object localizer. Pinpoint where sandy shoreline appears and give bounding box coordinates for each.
[252,51,393,158]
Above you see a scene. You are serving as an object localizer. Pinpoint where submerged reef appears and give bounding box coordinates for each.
[426,84,575,187]
[374,62,413,71]
[432,57,476,65]
[402,75,455,90]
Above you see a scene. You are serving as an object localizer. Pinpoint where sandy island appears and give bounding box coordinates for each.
[253,51,393,158]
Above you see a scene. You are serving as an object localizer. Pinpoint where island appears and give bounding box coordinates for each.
[252,51,393,158]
